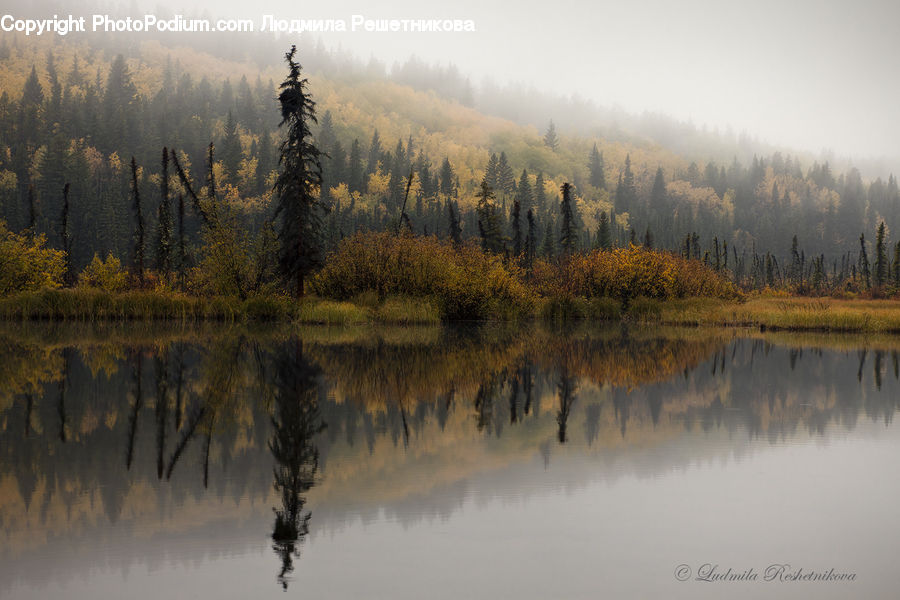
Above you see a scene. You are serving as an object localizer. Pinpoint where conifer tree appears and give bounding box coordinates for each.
[615,154,637,212]
[559,182,577,255]
[511,199,522,256]
[177,193,187,290]
[893,241,900,285]
[156,147,173,280]
[541,218,555,258]
[543,120,559,151]
[594,211,611,250]
[220,110,242,184]
[874,221,888,288]
[858,233,871,289]
[348,138,364,193]
[274,46,323,298]
[447,199,462,245]
[650,166,666,206]
[534,171,547,216]
[439,157,456,197]
[483,153,499,191]
[496,152,515,196]
[476,181,504,254]
[525,208,537,268]
[60,183,72,285]
[130,156,145,286]
[588,144,605,189]
[515,169,532,215]
[366,129,381,175]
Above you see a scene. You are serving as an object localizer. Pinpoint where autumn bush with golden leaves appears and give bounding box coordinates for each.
[531,247,739,303]
[311,232,536,320]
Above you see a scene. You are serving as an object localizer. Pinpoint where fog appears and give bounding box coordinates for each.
[153,0,900,162]
[8,0,900,162]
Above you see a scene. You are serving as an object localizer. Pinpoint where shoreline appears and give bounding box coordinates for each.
[3,289,900,333]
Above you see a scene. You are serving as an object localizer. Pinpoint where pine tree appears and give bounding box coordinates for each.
[650,167,666,206]
[130,156,145,286]
[447,200,462,245]
[439,157,456,197]
[525,209,537,269]
[156,147,173,280]
[559,182,577,255]
[496,152,515,196]
[643,228,653,249]
[858,233,871,289]
[483,153,499,191]
[366,129,381,175]
[790,235,802,283]
[274,46,324,298]
[511,199,522,256]
[60,183,72,285]
[348,138,364,193]
[893,241,900,285]
[874,221,888,288]
[534,171,547,216]
[515,169,532,215]
[177,193,187,290]
[588,144,606,189]
[220,110,242,184]
[541,218,555,258]
[615,154,637,212]
[544,120,559,151]
[594,211,611,249]
[476,181,504,254]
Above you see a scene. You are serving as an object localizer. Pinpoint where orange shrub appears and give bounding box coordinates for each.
[532,247,739,302]
[311,232,535,319]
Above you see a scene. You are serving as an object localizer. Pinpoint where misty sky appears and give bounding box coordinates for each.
[161,0,899,160]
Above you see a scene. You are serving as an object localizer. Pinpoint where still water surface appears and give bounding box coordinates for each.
[0,323,898,599]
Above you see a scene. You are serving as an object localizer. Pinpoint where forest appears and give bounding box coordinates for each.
[2,30,900,321]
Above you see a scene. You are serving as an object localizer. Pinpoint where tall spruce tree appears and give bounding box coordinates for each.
[476,181,504,254]
[511,199,522,256]
[858,233,871,289]
[588,144,605,189]
[274,46,323,298]
[615,154,637,213]
[130,156,145,286]
[650,167,666,206]
[559,182,577,255]
[60,183,71,285]
[594,211,611,250]
[874,221,888,288]
[447,199,462,245]
[220,110,242,184]
[525,209,537,268]
[544,120,559,151]
[156,147,173,279]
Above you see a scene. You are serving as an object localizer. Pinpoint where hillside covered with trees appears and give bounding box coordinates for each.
[1,29,900,308]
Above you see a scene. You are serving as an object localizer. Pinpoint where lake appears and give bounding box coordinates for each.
[0,322,897,599]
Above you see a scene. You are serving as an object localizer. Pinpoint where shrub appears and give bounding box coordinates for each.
[78,253,128,293]
[531,247,739,302]
[311,232,535,320]
[0,220,65,296]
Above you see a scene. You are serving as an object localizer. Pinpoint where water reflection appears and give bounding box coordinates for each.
[270,341,325,589]
[0,323,899,596]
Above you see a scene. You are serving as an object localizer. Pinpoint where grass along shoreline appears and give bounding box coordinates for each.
[5,288,900,333]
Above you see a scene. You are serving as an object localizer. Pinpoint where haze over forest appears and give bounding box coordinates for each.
[8,0,900,166]
[3,0,900,295]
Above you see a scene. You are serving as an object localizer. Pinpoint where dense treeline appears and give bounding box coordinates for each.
[1,32,899,304]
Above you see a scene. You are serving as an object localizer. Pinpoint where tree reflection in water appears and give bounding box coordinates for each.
[269,340,326,589]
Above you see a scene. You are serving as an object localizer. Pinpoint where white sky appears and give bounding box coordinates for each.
[164,0,900,160]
